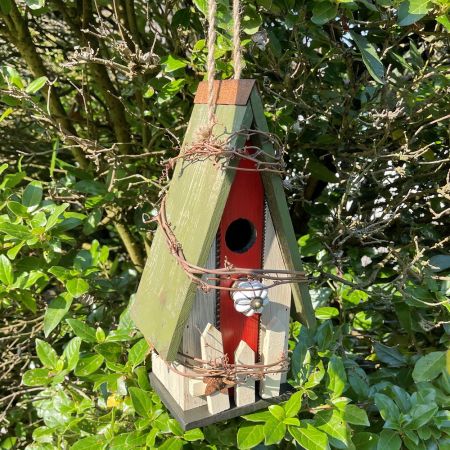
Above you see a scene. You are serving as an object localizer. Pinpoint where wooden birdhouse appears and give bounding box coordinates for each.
[131,80,315,429]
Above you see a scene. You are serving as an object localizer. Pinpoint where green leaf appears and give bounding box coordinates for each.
[308,158,339,183]
[0,0,12,15]
[398,0,431,26]
[66,319,97,343]
[161,55,187,72]
[43,293,73,337]
[0,222,32,240]
[157,79,186,103]
[284,417,301,426]
[353,432,378,450]
[22,181,43,210]
[45,204,69,231]
[0,254,14,285]
[35,339,58,369]
[146,428,158,447]
[94,342,122,362]
[168,419,184,436]
[25,76,48,94]
[437,14,450,31]
[63,337,81,371]
[70,435,106,450]
[158,437,184,450]
[74,354,104,376]
[269,404,285,421]
[129,387,153,418]
[315,307,339,320]
[412,352,446,382]
[311,2,337,25]
[410,403,438,428]
[109,431,146,449]
[237,424,264,449]
[374,393,400,422]
[373,342,407,367]
[22,368,51,386]
[95,327,106,343]
[289,424,330,450]
[66,278,89,298]
[377,430,401,450]
[7,201,28,217]
[284,391,302,417]
[327,356,347,398]
[25,0,45,10]
[429,255,450,272]
[143,86,155,98]
[0,107,13,122]
[242,410,273,422]
[264,417,286,445]
[315,409,350,447]
[342,404,370,426]
[128,338,149,368]
[350,31,385,84]
[193,0,207,15]
[183,428,204,441]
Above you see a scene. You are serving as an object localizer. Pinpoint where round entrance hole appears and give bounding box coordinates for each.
[225,218,256,253]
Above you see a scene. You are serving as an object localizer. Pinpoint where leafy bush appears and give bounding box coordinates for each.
[0,0,449,449]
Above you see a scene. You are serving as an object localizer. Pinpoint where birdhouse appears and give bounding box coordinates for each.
[131,80,315,429]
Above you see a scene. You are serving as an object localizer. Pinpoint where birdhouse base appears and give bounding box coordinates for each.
[149,372,295,430]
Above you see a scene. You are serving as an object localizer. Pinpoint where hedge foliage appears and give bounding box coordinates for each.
[0,0,449,449]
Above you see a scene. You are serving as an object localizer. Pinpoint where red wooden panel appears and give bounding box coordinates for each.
[218,143,265,363]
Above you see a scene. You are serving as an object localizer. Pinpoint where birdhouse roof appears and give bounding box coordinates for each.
[131,80,314,361]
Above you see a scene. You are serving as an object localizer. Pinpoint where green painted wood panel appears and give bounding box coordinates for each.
[132,102,254,361]
[249,89,316,330]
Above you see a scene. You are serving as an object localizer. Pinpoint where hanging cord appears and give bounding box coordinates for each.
[232,0,242,79]
[207,0,217,126]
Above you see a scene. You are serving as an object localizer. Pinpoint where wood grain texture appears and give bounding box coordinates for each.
[201,323,230,414]
[182,243,216,358]
[249,89,316,330]
[132,103,253,361]
[151,352,206,410]
[189,379,206,397]
[234,340,256,407]
[260,204,291,387]
[194,80,256,105]
[259,317,286,398]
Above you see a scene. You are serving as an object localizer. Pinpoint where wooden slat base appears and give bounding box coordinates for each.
[149,372,294,430]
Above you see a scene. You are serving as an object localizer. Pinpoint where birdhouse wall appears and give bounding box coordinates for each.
[217,145,265,363]
[260,204,291,396]
[132,102,254,361]
[181,243,217,360]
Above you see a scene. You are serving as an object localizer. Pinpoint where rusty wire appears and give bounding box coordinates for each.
[162,128,286,180]
[143,129,309,293]
[165,352,289,395]
[147,195,308,293]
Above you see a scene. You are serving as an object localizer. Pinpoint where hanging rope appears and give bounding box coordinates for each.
[207,0,217,126]
[232,0,242,79]
[207,0,243,125]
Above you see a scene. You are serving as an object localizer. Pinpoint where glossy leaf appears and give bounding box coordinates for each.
[237,424,264,449]
[0,254,13,285]
[74,354,104,376]
[129,387,153,418]
[66,319,97,343]
[327,356,347,398]
[377,430,401,450]
[398,0,431,26]
[43,293,73,337]
[412,351,446,382]
[350,31,385,84]
[289,424,330,450]
[35,339,58,369]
